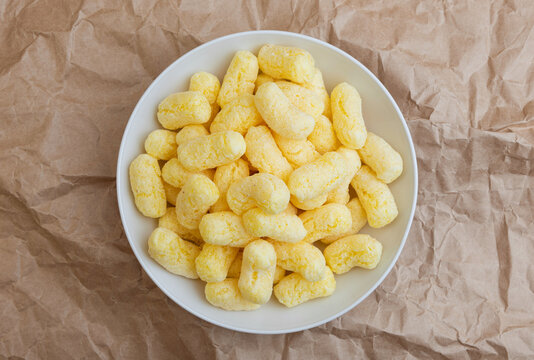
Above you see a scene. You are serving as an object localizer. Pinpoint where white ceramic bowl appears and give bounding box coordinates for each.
[117,30,417,334]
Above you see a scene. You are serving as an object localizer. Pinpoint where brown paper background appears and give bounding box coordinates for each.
[1,0,534,358]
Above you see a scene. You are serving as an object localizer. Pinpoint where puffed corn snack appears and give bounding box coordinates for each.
[324,234,383,273]
[129,44,405,311]
[226,172,290,215]
[238,239,277,304]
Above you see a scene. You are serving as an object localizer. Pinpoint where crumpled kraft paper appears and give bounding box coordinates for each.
[1,0,533,358]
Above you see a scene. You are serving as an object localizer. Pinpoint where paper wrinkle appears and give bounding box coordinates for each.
[1,0,534,358]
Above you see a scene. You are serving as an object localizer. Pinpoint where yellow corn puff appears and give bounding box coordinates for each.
[217,50,258,107]
[129,154,166,218]
[255,82,315,140]
[242,208,307,243]
[331,82,367,149]
[258,44,315,84]
[270,240,326,282]
[357,132,403,183]
[148,227,200,279]
[350,165,398,228]
[308,115,340,154]
[210,94,263,135]
[238,240,276,304]
[175,174,219,230]
[244,125,293,182]
[321,198,367,244]
[288,151,347,201]
[177,131,246,172]
[324,234,382,273]
[205,278,261,311]
[274,267,335,307]
[158,207,203,245]
[195,244,239,282]
[199,211,255,247]
[157,91,211,130]
[299,203,352,243]
[211,159,250,212]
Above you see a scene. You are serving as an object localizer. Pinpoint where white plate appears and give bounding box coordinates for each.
[116,30,418,334]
